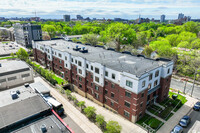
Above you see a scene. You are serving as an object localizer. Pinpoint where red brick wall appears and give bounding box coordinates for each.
[158,75,172,102]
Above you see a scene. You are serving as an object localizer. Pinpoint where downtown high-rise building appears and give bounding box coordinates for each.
[160,15,165,22]
[63,15,70,22]
[178,13,184,19]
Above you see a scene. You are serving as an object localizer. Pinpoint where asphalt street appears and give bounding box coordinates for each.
[170,78,200,99]
[183,109,200,132]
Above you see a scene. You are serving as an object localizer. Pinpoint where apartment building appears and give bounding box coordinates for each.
[0,60,34,90]
[13,23,42,48]
[33,39,173,123]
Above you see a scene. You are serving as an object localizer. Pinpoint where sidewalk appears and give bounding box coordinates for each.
[71,92,146,133]
[34,77,102,133]
[157,94,198,133]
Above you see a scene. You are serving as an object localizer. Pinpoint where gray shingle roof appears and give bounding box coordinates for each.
[36,39,172,77]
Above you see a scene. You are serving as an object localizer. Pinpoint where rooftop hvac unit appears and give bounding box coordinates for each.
[24,83,29,88]
[73,45,81,51]
[10,91,18,100]
[41,124,47,133]
[79,47,88,53]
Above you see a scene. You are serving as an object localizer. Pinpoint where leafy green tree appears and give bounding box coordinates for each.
[166,34,179,47]
[191,39,200,49]
[184,21,200,35]
[43,24,56,38]
[177,41,190,49]
[81,34,99,45]
[96,114,105,128]
[143,45,153,57]
[65,89,72,98]
[83,106,96,119]
[106,121,122,133]
[16,48,29,60]
[10,52,15,58]
[77,101,85,111]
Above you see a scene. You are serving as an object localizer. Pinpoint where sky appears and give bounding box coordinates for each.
[0,0,200,20]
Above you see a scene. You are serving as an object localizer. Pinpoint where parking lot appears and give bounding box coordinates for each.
[183,109,200,132]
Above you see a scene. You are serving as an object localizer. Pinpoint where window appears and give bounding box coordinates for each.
[95,68,99,74]
[79,84,82,88]
[21,73,30,78]
[147,95,150,101]
[124,101,131,108]
[149,73,153,80]
[60,66,63,70]
[8,76,17,81]
[79,77,82,81]
[86,80,88,84]
[111,93,114,98]
[111,101,114,106]
[105,71,108,77]
[91,75,93,79]
[142,81,146,88]
[65,56,67,60]
[167,68,170,74]
[58,53,62,58]
[59,60,62,64]
[141,92,144,98]
[95,76,99,83]
[125,91,131,98]
[124,111,130,118]
[154,80,158,87]
[111,84,115,88]
[78,69,82,74]
[140,102,143,108]
[91,83,93,87]
[95,93,99,99]
[148,84,151,89]
[95,85,99,91]
[66,70,68,74]
[48,55,50,59]
[65,64,68,67]
[0,78,6,83]
[91,65,93,70]
[71,58,73,62]
[105,89,108,94]
[86,64,88,68]
[112,73,115,80]
[126,80,133,88]
[105,81,108,86]
[78,61,82,66]
[47,49,49,53]
[139,112,142,118]
[153,91,157,97]
[155,70,159,77]
[105,98,107,103]
[75,60,77,64]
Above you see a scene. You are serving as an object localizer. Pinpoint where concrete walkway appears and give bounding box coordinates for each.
[157,94,198,133]
[34,77,102,133]
[145,110,166,123]
[71,92,146,133]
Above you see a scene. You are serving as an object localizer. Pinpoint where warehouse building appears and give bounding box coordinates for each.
[0,60,34,90]
[32,39,173,123]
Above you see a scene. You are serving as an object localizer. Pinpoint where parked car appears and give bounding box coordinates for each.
[193,102,200,111]
[179,115,191,127]
[171,125,183,133]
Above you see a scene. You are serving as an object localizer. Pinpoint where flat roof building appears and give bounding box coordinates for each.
[33,39,173,123]
[0,60,34,90]
[0,83,72,133]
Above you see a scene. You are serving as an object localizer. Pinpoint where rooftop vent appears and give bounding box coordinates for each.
[41,124,47,133]
[68,39,73,42]
[73,45,81,51]
[137,54,145,58]
[10,91,18,100]
[24,83,29,88]
[77,41,82,44]
[85,43,91,46]
[79,47,88,53]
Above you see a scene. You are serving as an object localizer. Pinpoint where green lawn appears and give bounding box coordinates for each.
[2,41,10,44]
[0,56,16,60]
[52,75,65,85]
[137,114,163,131]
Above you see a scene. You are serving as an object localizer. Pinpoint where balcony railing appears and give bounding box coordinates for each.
[147,85,160,95]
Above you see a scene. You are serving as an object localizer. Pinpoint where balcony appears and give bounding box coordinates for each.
[148,85,160,95]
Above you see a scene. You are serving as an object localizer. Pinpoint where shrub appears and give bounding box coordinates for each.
[77,101,85,111]
[96,114,105,128]
[106,120,122,133]
[83,106,96,119]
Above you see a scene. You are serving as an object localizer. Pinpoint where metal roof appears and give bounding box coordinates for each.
[36,40,172,77]
[29,82,50,94]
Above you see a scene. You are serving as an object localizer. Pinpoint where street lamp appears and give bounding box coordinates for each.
[181,78,188,94]
[191,69,200,97]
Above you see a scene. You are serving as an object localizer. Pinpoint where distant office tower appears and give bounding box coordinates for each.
[186,16,191,21]
[13,23,42,48]
[160,15,165,22]
[77,15,83,20]
[63,15,70,22]
[178,13,184,19]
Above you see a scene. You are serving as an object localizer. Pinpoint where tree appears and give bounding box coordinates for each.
[10,52,15,58]
[183,21,200,35]
[77,101,85,111]
[101,23,136,51]
[143,45,153,57]
[191,39,200,49]
[106,121,122,133]
[43,24,56,38]
[83,106,96,119]
[177,41,190,49]
[166,34,179,47]
[16,48,29,60]
[96,114,105,128]
[65,89,72,98]
[81,34,99,45]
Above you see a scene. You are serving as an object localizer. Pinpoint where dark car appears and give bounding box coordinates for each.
[179,115,191,127]
[171,125,183,133]
[193,102,200,111]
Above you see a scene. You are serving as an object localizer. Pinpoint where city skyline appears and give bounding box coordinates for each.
[0,0,200,19]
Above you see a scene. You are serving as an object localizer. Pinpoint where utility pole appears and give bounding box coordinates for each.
[183,78,188,94]
[191,69,199,96]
